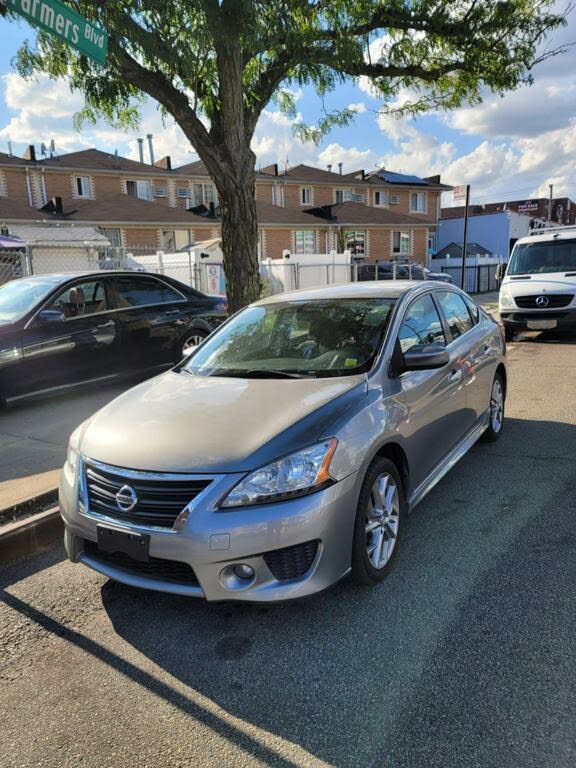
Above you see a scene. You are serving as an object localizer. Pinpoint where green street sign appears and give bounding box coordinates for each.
[6,0,108,64]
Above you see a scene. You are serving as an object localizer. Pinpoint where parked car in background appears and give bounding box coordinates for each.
[61,281,506,603]
[498,226,576,340]
[0,271,227,405]
[358,261,453,283]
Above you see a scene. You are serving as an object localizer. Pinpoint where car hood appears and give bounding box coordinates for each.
[505,275,576,293]
[79,370,366,473]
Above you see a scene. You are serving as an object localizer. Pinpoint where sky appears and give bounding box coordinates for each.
[0,9,575,207]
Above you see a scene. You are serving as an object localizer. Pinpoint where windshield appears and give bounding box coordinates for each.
[184,298,396,378]
[508,239,576,275]
[0,277,61,325]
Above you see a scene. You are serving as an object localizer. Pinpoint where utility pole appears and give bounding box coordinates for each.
[548,183,553,222]
[460,184,470,290]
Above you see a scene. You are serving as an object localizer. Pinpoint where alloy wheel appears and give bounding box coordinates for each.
[182,334,206,357]
[365,472,400,569]
[490,378,504,433]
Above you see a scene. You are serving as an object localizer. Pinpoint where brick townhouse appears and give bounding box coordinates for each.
[0,145,450,262]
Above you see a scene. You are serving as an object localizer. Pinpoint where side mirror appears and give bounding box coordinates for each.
[403,345,450,371]
[495,263,506,282]
[36,308,66,324]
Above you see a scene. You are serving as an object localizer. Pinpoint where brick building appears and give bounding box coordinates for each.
[442,196,576,226]
[0,146,450,263]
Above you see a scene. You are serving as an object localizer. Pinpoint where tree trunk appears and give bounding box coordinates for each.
[216,162,260,314]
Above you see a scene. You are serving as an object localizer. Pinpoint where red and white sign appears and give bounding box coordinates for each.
[453,185,468,204]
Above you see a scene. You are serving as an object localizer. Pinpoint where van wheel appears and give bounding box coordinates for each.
[481,372,505,443]
[351,457,405,585]
[503,323,515,342]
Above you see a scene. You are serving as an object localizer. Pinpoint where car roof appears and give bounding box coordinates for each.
[256,280,438,305]
[10,270,173,287]
[516,229,576,246]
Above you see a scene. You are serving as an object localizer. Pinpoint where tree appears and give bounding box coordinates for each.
[7,0,568,311]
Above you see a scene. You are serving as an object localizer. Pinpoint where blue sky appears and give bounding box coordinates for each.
[1,10,575,206]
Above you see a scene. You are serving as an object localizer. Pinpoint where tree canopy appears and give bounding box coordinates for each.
[4,0,570,309]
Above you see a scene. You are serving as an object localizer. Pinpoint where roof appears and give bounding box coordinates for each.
[304,201,428,226]
[66,194,220,224]
[0,198,57,221]
[258,280,423,305]
[0,152,29,167]
[6,225,110,246]
[366,169,451,190]
[255,201,327,225]
[40,148,170,175]
[435,242,493,258]
[174,159,209,176]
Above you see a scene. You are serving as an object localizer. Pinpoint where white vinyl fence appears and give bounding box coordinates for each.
[261,250,352,294]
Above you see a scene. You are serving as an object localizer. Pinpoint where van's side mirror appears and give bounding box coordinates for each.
[495,263,506,282]
[402,345,450,371]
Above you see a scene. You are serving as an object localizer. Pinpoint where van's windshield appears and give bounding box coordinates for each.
[183,298,396,378]
[508,238,576,275]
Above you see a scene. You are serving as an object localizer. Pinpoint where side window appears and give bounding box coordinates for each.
[46,280,107,319]
[113,276,184,308]
[463,294,480,324]
[398,294,446,353]
[436,291,474,340]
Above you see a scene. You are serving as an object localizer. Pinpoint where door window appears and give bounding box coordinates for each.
[398,294,446,353]
[46,280,108,319]
[436,291,474,340]
[112,276,184,308]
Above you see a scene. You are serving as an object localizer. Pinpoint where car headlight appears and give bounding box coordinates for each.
[220,438,338,508]
[499,285,515,310]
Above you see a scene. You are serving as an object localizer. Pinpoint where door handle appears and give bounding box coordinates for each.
[448,368,462,383]
[482,344,492,356]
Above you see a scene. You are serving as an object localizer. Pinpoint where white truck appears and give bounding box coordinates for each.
[497,225,576,341]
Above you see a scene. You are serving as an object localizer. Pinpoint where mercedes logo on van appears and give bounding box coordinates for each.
[115,484,138,513]
[536,295,549,307]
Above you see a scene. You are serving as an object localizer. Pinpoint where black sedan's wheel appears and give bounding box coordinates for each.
[481,372,505,443]
[180,330,208,359]
[351,457,405,585]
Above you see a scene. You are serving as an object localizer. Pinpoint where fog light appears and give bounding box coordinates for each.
[233,564,255,580]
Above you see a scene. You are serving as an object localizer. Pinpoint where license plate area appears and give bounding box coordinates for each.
[527,319,557,330]
[96,525,150,562]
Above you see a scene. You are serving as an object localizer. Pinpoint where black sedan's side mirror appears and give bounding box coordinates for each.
[403,345,450,371]
[495,263,506,282]
[36,308,66,324]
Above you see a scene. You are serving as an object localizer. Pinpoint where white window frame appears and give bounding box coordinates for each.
[161,230,177,251]
[390,194,400,205]
[374,190,388,207]
[75,175,92,198]
[410,191,427,213]
[177,186,191,199]
[192,183,216,206]
[345,230,366,256]
[294,230,316,254]
[352,193,365,203]
[392,231,411,256]
[335,189,353,203]
[272,184,285,207]
[127,179,153,201]
[300,187,312,205]
[154,187,167,198]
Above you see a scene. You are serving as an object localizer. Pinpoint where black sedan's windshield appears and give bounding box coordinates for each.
[0,277,62,325]
[508,239,576,275]
[185,298,396,378]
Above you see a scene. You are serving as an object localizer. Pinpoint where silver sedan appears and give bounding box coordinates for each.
[60,281,507,601]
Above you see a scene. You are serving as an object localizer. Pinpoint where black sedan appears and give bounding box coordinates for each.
[357,261,453,283]
[0,271,227,405]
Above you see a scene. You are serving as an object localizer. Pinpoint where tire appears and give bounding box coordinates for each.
[351,457,406,585]
[503,323,515,343]
[481,371,505,443]
[179,329,208,360]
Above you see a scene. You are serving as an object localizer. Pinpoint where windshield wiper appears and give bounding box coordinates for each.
[211,368,313,379]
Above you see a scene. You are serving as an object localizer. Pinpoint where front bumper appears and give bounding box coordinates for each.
[500,308,576,331]
[59,459,361,602]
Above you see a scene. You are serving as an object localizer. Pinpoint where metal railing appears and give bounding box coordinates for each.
[440,264,500,293]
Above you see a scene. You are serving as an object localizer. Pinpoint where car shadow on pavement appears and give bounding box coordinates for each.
[97,416,576,767]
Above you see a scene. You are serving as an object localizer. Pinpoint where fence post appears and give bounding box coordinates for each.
[24,245,33,276]
[188,251,193,286]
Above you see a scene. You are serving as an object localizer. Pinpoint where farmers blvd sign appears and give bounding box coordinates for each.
[6,0,108,64]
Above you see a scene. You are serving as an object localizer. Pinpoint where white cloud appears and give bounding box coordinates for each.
[347,102,366,114]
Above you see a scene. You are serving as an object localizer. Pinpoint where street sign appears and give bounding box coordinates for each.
[453,185,468,204]
[6,0,108,64]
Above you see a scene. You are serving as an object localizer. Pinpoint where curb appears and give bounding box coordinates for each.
[0,507,63,566]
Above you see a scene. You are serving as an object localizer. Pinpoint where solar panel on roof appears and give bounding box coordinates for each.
[379,171,428,185]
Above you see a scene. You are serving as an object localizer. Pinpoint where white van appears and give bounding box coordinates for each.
[498,226,576,341]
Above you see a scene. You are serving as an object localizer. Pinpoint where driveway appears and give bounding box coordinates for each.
[1,334,575,768]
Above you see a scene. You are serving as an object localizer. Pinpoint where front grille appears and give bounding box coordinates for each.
[264,540,319,581]
[83,540,199,584]
[84,461,211,528]
[515,294,574,309]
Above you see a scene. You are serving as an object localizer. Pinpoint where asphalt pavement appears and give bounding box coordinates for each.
[0,334,575,767]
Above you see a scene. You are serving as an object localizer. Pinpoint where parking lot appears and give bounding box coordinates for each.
[1,332,575,768]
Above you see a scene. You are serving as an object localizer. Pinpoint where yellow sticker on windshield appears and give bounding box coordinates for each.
[344,358,358,368]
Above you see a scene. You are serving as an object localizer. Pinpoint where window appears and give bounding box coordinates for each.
[177,186,191,199]
[335,189,353,203]
[272,185,285,207]
[126,179,152,200]
[428,232,436,254]
[300,187,311,205]
[75,176,92,198]
[410,192,427,213]
[345,230,366,256]
[161,230,176,251]
[47,280,108,319]
[374,191,387,207]
[192,183,216,206]
[294,230,316,254]
[352,193,365,203]
[398,294,446,354]
[393,231,411,256]
[154,187,167,197]
[390,194,400,205]
[436,291,474,340]
[100,228,122,248]
[112,275,184,308]
[463,294,480,324]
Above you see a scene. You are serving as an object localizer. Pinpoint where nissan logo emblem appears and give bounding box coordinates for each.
[115,484,138,513]
[535,295,549,307]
